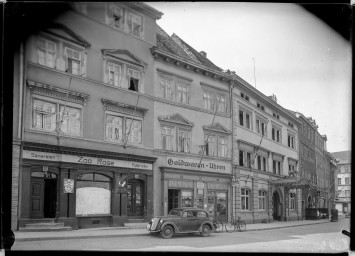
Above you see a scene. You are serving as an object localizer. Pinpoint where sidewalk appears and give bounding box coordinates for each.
[14,219,332,242]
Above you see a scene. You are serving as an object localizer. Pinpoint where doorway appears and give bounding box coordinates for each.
[127,179,145,217]
[30,172,57,218]
[272,191,281,221]
[168,189,180,213]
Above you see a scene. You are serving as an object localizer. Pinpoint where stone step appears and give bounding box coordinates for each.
[25,222,65,228]
[127,218,145,223]
[19,226,72,232]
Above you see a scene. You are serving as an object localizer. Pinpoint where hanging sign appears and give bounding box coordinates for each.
[64,179,74,193]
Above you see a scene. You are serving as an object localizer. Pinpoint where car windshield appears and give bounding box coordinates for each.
[168,209,182,217]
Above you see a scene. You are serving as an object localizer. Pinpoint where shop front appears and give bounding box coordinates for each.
[160,156,232,221]
[19,146,156,229]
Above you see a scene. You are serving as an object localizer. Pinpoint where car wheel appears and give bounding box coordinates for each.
[161,225,174,239]
[200,224,211,237]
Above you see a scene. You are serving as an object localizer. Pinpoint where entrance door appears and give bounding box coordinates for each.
[273,191,280,221]
[127,179,144,217]
[168,189,179,213]
[31,178,44,218]
[30,172,57,219]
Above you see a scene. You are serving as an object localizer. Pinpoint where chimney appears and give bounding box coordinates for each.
[200,51,207,58]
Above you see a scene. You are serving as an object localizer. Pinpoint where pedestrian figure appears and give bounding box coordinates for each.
[316,210,320,220]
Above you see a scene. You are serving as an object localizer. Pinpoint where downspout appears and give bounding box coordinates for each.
[230,82,234,220]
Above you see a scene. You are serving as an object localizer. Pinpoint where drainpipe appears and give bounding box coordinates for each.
[230,82,234,220]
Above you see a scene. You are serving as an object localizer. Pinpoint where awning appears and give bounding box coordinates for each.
[270,177,317,189]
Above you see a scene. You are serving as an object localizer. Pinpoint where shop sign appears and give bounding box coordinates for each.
[23,150,152,170]
[64,179,74,193]
[168,180,193,188]
[196,181,205,189]
[207,183,228,190]
[166,156,230,173]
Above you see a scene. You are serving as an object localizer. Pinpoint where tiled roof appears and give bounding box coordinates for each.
[156,25,223,72]
[330,150,351,164]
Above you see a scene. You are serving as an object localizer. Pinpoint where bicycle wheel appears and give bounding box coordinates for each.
[225,221,236,232]
[214,220,224,232]
[237,221,246,232]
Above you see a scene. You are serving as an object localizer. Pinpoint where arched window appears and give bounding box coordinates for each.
[241,188,250,211]
[76,173,111,216]
[259,190,266,210]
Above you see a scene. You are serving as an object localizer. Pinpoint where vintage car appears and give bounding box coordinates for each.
[147,207,214,239]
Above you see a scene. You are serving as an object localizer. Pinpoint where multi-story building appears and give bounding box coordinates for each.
[12,2,163,230]
[231,87,302,223]
[331,150,351,214]
[325,151,338,213]
[150,26,234,220]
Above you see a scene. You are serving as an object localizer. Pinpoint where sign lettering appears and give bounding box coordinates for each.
[167,157,230,173]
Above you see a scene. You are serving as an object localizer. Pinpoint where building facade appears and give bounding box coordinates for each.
[12,2,163,230]
[232,84,302,223]
[151,27,235,221]
[331,150,351,214]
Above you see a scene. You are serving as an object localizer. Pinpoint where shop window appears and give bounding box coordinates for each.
[32,99,82,136]
[105,114,142,144]
[259,190,266,210]
[182,190,193,207]
[76,173,111,216]
[241,188,250,211]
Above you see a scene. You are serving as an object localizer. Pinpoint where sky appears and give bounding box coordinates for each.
[146,2,352,153]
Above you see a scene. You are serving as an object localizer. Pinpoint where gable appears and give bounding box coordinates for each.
[158,113,194,127]
[44,23,91,47]
[102,49,147,68]
[203,122,230,134]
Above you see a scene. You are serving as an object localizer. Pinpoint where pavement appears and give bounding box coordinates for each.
[13,217,342,242]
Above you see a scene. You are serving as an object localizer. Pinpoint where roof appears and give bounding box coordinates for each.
[156,25,223,72]
[330,150,351,164]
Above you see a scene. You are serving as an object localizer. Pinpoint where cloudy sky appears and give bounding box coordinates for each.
[146,2,352,153]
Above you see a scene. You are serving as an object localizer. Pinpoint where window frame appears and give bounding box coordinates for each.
[287,133,296,149]
[239,106,252,130]
[258,190,266,210]
[177,128,191,153]
[241,188,250,211]
[161,126,174,151]
[159,73,191,104]
[127,10,144,38]
[202,88,228,114]
[289,193,296,210]
[272,125,282,143]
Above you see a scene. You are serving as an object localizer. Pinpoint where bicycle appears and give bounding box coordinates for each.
[212,215,226,232]
[225,216,246,232]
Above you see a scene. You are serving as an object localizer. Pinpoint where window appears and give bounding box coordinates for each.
[257,155,261,170]
[288,122,294,128]
[182,190,193,207]
[288,163,296,176]
[273,113,279,119]
[239,107,252,130]
[218,137,227,158]
[32,99,81,136]
[107,62,122,87]
[290,193,295,210]
[256,117,267,136]
[241,188,250,210]
[64,47,81,75]
[37,37,56,68]
[128,68,140,92]
[273,160,282,175]
[203,89,228,113]
[259,191,266,210]
[127,11,144,38]
[345,177,350,185]
[160,74,190,104]
[338,178,341,185]
[288,134,295,149]
[345,190,350,197]
[204,92,214,111]
[161,127,173,150]
[107,5,124,29]
[241,92,250,101]
[239,150,244,166]
[178,130,190,153]
[246,152,252,168]
[257,155,267,171]
[205,135,216,157]
[257,103,265,111]
[105,114,142,144]
[272,126,282,143]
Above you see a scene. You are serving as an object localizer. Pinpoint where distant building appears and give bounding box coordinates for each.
[331,150,351,214]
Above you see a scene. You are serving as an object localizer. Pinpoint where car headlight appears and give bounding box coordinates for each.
[159,219,163,223]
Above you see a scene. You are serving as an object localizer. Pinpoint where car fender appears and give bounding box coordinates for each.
[199,221,214,232]
[160,222,180,233]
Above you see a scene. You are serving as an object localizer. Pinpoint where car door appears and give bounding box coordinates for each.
[180,210,198,232]
[196,210,208,230]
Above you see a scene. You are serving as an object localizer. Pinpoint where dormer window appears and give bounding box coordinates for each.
[108,5,123,29]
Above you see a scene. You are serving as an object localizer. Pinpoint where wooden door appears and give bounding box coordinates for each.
[127,179,144,216]
[31,179,44,218]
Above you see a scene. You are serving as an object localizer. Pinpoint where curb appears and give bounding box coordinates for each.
[14,220,330,242]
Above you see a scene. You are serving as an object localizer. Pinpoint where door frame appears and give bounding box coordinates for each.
[127,178,145,217]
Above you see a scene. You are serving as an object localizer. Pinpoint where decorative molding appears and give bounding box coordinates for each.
[200,82,229,93]
[203,122,230,135]
[27,80,89,106]
[157,68,193,82]
[101,49,147,70]
[158,113,194,127]
[101,99,146,118]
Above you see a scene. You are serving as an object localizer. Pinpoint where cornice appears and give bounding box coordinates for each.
[27,80,89,106]
[102,99,147,118]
